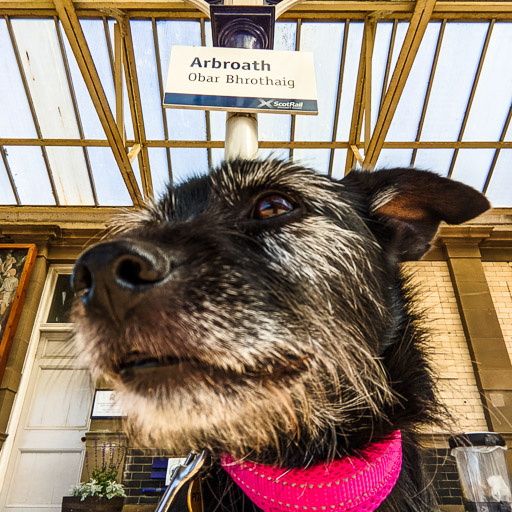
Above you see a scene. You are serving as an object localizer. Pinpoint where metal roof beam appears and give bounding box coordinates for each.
[363,0,436,168]
[53,0,143,207]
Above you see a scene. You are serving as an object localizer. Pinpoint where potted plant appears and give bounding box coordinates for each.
[62,440,126,512]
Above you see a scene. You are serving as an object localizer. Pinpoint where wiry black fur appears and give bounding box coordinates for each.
[72,159,490,512]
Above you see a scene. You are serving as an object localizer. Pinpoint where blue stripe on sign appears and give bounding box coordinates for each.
[163,93,317,113]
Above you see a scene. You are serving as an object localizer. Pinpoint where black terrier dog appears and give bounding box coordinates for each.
[72,159,489,512]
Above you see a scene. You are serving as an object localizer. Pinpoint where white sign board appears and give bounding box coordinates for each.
[91,390,126,418]
[164,46,318,115]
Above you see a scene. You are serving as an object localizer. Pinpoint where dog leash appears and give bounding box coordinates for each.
[155,450,210,512]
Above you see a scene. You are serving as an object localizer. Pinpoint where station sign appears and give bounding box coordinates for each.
[164,45,318,115]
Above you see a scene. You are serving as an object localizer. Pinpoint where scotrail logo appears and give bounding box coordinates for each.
[257,99,304,110]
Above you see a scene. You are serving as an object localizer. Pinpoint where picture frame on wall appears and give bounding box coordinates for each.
[0,244,37,381]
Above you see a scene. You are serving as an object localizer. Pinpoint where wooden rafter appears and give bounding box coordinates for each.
[364,16,376,153]
[53,0,143,206]
[5,1,512,19]
[119,15,153,199]
[364,0,436,168]
[344,17,374,175]
[114,22,126,145]
[3,138,512,150]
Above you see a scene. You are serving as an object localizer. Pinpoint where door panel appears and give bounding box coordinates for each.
[0,330,93,512]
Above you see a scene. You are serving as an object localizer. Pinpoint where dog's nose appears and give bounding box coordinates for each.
[72,240,170,321]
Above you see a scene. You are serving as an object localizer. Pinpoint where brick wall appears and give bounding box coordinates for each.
[123,449,164,506]
[483,261,512,364]
[423,447,464,507]
[404,261,488,432]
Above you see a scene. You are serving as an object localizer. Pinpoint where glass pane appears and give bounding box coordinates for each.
[157,20,206,141]
[369,22,394,132]
[170,148,208,184]
[386,22,441,142]
[293,148,331,174]
[485,149,512,207]
[258,148,290,160]
[376,149,414,168]
[0,155,16,204]
[335,22,364,141]
[4,146,55,205]
[59,21,105,140]
[463,23,512,141]
[295,22,345,142]
[81,20,116,124]
[420,22,489,141]
[331,148,348,180]
[131,20,165,141]
[87,147,132,206]
[0,19,37,138]
[451,148,495,191]
[413,148,454,176]
[11,19,80,139]
[46,147,95,205]
[148,147,171,200]
[47,274,73,323]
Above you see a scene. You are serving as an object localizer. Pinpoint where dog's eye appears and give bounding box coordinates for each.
[254,195,294,219]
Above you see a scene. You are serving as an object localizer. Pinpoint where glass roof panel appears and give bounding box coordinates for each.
[81,19,115,122]
[332,148,348,180]
[450,149,495,191]
[335,21,364,141]
[170,148,208,183]
[462,23,512,142]
[413,148,454,176]
[148,147,171,199]
[86,147,132,206]
[258,22,296,143]
[0,155,16,204]
[295,22,344,142]
[211,148,224,168]
[486,150,512,207]
[420,22,489,141]
[45,146,95,205]
[0,20,37,138]
[5,146,55,205]
[293,148,331,174]
[386,22,441,142]
[385,22,407,90]
[376,149,414,168]
[11,19,80,139]
[258,148,290,160]
[157,20,206,141]
[130,20,164,141]
[59,22,104,140]
[369,22,393,133]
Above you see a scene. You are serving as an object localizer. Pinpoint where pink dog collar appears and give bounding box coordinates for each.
[221,430,402,512]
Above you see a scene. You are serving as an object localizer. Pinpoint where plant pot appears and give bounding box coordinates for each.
[61,496,124,512]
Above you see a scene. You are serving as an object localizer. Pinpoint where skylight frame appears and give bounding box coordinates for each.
[0,1,511,208]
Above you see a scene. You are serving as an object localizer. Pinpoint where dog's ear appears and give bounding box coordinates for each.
[341,168,490,261]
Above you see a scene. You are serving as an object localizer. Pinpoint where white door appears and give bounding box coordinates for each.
[0,272,94,512]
